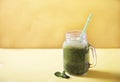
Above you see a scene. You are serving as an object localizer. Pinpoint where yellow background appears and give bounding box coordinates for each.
[0,0,120,48]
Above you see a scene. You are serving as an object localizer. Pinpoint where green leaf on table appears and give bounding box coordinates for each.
[54,71,70,79]
[54,72,62,77]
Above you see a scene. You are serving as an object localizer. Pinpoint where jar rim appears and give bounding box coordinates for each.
[66,30,86,37]
[66,30,81,34]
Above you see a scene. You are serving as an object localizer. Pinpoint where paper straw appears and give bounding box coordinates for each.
[79,13,93,42]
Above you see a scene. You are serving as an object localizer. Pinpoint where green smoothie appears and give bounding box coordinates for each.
[63,46,90,75]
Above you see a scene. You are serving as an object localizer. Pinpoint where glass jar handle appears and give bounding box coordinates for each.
[89,46,97,68]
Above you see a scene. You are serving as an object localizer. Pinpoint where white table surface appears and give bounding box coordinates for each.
[0,49,120,82]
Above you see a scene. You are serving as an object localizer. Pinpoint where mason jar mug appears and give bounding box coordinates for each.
[63,31,97,75]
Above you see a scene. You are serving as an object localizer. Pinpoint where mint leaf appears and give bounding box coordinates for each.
[54,71,70,79]
[61,74,70,79]
[54,72,62,77]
